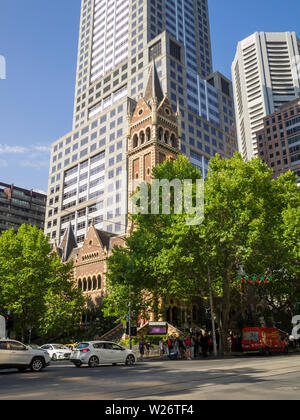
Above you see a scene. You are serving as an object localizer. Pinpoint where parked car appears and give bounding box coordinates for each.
[0,338,51,372]
[70,341,136,368]
[242,327,289,355]
[40,344,72,360]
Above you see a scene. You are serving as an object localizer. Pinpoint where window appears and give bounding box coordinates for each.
[149,40,162,61]
[170,40,181,61]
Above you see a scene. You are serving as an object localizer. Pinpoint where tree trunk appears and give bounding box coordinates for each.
[221,271,231,354]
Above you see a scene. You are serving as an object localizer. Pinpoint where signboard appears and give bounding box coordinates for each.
[0,316,6,338]
[148,323,168,335]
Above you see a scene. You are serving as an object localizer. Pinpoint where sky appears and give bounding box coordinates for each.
[0,0,299,193]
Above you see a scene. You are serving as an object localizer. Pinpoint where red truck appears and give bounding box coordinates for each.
[242,327,289,355]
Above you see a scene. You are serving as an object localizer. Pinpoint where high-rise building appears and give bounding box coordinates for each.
[257,98,300,184]
[45,0,237,246]
[232,32,300,161]
[0,183,46,235]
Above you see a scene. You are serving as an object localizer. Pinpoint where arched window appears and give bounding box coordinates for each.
[164,131,170,144]
[93,276,97,290]
[133,134,138,148]
[146,127,151,141]
[170,133,176,148]
[78,279,82,290]
[158,127,163,141]
[83,278,87,292]
[140,131,145,145]
[97,275,102,290]
[88,277,92,291]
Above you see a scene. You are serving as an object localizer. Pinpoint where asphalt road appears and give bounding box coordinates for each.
[1,354,300,400]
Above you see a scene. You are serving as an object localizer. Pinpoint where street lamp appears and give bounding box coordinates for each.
[208,266,218,357]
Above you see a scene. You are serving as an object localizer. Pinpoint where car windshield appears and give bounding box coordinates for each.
[75,343,89,350]
[52,344,67,349]
[243,332,259,342]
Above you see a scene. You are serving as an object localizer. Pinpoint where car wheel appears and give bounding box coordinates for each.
[30,357,44,372]
[88,356,99,368]
[52,353,57,361]
[125,355,135,366]
[264,348,270,357]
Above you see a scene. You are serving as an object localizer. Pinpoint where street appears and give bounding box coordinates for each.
[1,353,300,400]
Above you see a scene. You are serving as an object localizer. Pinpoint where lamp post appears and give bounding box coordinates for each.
[208,266,218,357]
[128,283,132,350]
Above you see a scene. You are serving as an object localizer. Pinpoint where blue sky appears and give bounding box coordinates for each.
[0,0,299,192]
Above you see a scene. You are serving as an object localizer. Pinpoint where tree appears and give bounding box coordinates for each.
[0,225,85,341]
[105,153,300,352]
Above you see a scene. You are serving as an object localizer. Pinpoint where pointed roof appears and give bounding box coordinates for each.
[144,60,164,105]
[59,222,78,262]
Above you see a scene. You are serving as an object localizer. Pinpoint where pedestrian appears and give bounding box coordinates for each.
[159,338,165,358]
[145,342,151,357]
[185,336,192,360]
[179,337,185,359]
[138,339,145,360]
[167,336,173,354]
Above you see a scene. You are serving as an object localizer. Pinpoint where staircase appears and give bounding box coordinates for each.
[98,323,125,342]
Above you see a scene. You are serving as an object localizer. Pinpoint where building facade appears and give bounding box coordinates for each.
[55,72,205,329]
[0,183,46,235]
[232,32,300,160]
[257,98,300,183]
[45,0,237,247]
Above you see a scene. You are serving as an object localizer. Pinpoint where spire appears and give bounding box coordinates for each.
[144,60,164,105]
[59,222,77,262]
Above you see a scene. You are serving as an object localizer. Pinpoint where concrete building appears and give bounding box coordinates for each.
[45,0,237,246]
[232,32,300,160]
[0,183,46,235]
[54,72,205,329]
[257,98,300,183]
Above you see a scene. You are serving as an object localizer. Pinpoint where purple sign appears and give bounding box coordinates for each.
[148,326,167,335]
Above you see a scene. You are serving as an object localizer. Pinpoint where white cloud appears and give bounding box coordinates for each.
[20,160,49,170]
[0,144,28,154]
[33,145,51,153]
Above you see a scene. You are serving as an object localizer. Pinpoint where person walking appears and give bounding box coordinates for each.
[179,337,185,359]
[145,342,151,358]
[159,338,165,358]
[185,336,192,360]
[138,339,145,360]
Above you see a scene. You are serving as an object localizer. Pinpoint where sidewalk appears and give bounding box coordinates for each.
[136,348,300,362]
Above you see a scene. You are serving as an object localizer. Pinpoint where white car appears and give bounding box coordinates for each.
[41,344,72,360]
[70,341,136,368]
[0,338,51,372]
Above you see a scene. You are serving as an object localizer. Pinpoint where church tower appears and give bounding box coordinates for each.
[127,61,181,188]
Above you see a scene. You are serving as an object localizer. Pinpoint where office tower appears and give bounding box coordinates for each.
[0,183,46,235]
[232,32,300,160]
[45,0,237,246]
[257,98,300,184]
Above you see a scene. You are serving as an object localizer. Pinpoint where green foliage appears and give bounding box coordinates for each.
[0,225,86,340]
[104,153,300,349]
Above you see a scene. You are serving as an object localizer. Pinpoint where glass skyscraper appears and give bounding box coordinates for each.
[45,0,237,245]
